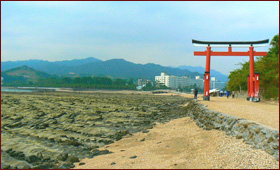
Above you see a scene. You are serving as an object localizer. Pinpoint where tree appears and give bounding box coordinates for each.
[227,34,279,99]
[227,61,250,91]
[61,77,72,84]
[255,34,279,99]
[128,78,134,85]
[114,78,126,86]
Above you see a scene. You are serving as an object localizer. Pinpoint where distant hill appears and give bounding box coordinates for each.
[1,72,27,84]
[54,57,102,66]
[1,58,203,81]
[69,59,202,80]
[1,57,102,72]
[2,65,52,83]
[173,65,228,82]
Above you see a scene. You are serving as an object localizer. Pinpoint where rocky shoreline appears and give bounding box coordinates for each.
[185,100,279,160]
[1,92,191,169]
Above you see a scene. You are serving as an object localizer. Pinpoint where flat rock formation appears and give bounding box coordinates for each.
[1,92,190,169]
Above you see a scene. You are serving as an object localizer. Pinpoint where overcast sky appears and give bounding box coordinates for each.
[1,1,279,75]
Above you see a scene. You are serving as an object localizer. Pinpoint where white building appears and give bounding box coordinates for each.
[155,72,177,88]
[155,72,225,90]
[155,72,204,89]
[210,77,226,90]
[186,77,204,89]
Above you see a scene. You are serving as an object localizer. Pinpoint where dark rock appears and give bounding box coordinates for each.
[36,152,43,160]
[64,139,82,146]
[129,155,137,159]
[42,156,51,162]
[26,155,40,163]
[111,162,116,165]
[121,130,129,135]
[59,163,69,169]
[142,130,149,133]
[1,164,11,169]
[10,165,17,169]
[57,153,68,161]
[32,163,51,169]
[69,164,75,168]
[16,163,31,169]
[79,162,86,166]
[68,155,80,163]
[140,138,145,142]
[90,149,112,158]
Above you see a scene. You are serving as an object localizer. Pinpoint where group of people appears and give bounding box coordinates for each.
[193,88,235,99]
[222,90,235,99]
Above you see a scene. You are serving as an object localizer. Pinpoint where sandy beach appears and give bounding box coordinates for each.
[74,93,279,169]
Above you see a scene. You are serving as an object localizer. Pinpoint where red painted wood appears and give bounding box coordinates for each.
[194,51,267,56]
[255,73,260,98]
[248,75,250,97]
[204,72,210,97]
[249,47,255,97]
[204,47,211,97]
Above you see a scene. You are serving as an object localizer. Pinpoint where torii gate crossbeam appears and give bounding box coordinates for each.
[192,39,269,102]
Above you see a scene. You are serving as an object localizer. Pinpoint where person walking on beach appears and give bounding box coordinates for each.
[226,90,230,99]
[232,91,235,98]
[194,88,198,99]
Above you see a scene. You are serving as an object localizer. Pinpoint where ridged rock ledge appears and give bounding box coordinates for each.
[184,100,279,161]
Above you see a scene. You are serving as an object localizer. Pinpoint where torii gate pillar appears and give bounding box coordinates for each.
[249,46,255,100]
[203,46,211,101]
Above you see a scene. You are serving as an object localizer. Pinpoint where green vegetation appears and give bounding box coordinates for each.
[3,76,137,90]
[227,34,279,99]
[1,65,52,83]
[141,81,170,91]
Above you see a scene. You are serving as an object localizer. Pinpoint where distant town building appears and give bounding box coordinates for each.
[195,76,201,80]
[155,72,176,88]
[138,78,153,87]
[155,72,204,89]
[210,77,226,89]
[155,72,226,90]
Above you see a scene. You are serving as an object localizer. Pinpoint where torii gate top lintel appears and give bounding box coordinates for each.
[192,39,269,46]
[192,39,269,102]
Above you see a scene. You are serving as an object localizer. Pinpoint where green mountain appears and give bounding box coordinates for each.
[1,58,203,81]
[175,65,228,82]
[69,59,202,80]
[2,65,52,83]
[1,57,102,73]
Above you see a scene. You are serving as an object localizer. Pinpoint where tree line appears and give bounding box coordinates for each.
[4,76,137,90]
[227,34,279,99]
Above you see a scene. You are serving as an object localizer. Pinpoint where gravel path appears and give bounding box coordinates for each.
[198,95,279,129]
[74,94,279,169]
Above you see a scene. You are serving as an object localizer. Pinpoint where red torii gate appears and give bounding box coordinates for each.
[192,39,269,102]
